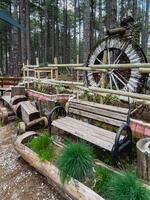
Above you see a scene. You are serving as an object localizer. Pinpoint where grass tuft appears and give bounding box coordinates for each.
[57,142,94,184]
[27,134,53,161]
[93,167,113,196]
[109,172,150,200]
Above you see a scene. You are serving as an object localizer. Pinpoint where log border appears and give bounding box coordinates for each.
[14,131,104,200]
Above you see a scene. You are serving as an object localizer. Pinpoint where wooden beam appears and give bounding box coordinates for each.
[139,68,150,74]
[74,67,107,72]
[48,63,84,68]
[77,86,150,101]
[89,63,150,69]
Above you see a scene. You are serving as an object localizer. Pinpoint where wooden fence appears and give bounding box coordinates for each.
[22,60,150,104]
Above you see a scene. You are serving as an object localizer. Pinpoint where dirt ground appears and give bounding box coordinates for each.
[0,123,65,200]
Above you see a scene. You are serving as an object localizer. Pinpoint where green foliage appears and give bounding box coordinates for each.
[80,91,102,103]
[27,134,53,161]
[38,62,49,67]
[80,90,91,101]
[109,172,150,200]
[93,167,113,196]
[103,95,120,105]
[93,168,150,200]
[57,142,94,184]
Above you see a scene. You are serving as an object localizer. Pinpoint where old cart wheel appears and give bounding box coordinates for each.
[87,36,147,93]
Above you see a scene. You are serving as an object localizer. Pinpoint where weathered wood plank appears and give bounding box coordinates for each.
[11,86,26,97]
[21,101,40,123]
[68,108,124,127]
[70,99,128,114]
[52,117,115,151]
[61,117,118,142]
[69,102,127,121]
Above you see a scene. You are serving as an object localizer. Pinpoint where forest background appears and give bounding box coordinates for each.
[0,0,149,75]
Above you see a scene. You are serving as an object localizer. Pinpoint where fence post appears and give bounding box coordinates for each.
[54,57,59,94]
[76,55,80,100]
[54,57,58,80]
[26,60,30,88]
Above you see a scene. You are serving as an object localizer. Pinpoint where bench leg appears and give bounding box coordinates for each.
[128,145,132,164]
[112,154,119,167]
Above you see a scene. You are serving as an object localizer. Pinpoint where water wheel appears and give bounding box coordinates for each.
[87,35,147,93]
[87,16,147,93]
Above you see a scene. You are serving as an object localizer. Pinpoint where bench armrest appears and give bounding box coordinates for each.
[48,106,66,137]
[112,123,132,165]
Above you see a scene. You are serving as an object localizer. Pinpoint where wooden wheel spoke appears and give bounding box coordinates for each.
[110,73,119,90]
[115,70,128,84]
[109,73,112,90]
[107,48,110,64]
[96,57,103,64]
[113,42,129,64]
[112,72,126,87]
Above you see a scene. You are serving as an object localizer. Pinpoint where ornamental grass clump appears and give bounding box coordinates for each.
[57,142,94,184]
[93,167,113,197]
[109,172,150,200]
[27,134,53,161]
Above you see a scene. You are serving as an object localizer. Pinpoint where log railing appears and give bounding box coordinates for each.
[22,60,150,104]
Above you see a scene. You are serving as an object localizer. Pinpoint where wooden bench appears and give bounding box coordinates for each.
[0,77,21,87]
[48,99,132,165]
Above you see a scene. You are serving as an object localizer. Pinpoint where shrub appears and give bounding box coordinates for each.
[57,142,94,184]
[27,134,53,161]
[93,167,113,196]
[109,172,150,200]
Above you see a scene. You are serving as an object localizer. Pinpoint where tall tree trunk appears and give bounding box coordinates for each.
[105,0,117,29]
[20,0,26,65]
[120,0,125,20]
[26,0,31,64]
[141,0,149,54]
[55,0,59,62]
[63,0,68,63]
[78,0,82,62]
[11,0,20,75]
[133,0,138,20]
[83,0,91,86]
[98,0,103,39]
[51,3,55,62]
[73,0,77,62]
[83,0,91,63]
[90,0,95,48]
[44,0,48,62]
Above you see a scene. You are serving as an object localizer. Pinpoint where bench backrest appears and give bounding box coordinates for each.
[0,77,22,87]
[68,99,129,127]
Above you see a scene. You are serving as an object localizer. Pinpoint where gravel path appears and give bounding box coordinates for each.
[0,123,65,200]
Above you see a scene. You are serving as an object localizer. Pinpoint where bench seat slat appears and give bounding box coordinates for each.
[69,108,124,127]
[69,102,127,121]
[60,117,119,143]
[52,116,122,151]
[70,99,129,114]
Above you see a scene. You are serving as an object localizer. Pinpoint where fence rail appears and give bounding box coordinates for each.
[22,61,150,105]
